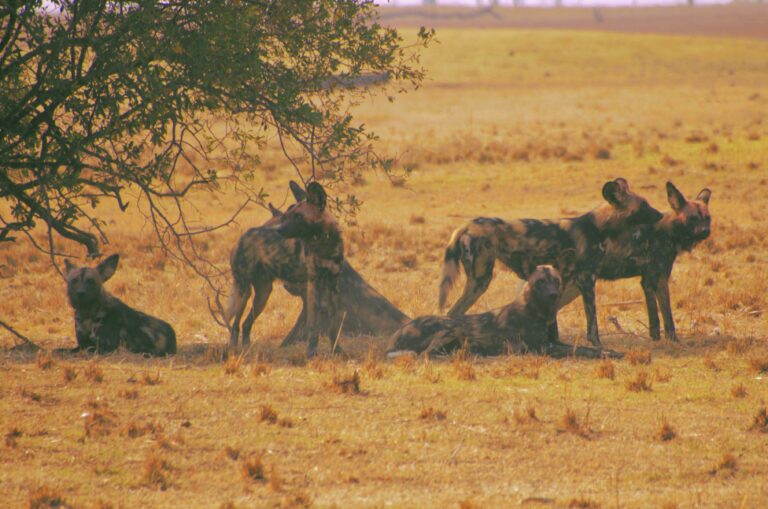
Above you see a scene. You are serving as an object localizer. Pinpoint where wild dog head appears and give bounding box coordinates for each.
[596,178,663,238]
[273,181,337,240]
[523,264,562,317]
[665,181,711,249]
[64,254,119,309]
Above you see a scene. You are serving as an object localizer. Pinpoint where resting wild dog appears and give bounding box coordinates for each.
[268,181,344,358]
[560,182,712,341]
[439,178,662,346]
[225,182,408,348]
[388,265,564,357]
[63,254,176,355]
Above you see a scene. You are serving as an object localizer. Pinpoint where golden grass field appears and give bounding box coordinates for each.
[2,7,768,508]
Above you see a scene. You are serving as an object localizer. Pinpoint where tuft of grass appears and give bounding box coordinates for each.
[656,417,677,442]
[124,421,163,439]
[626,371,653,392]
[731,383,747,398]
[140,371,161,385]
[419,406,447,421]
[83,409,116,438]
[568,497,601,508]
[61,365,77,383]
[328,370,361,395]
[241,454,266,482]
[653,367,672,383]
[452,343,476,381]
[702,355,720,372]
[594,358,615,380]
[118,388,139,400]
[225,446,240,461]
[748,407,768,433]
[748,356,768,374]
[259,404,278,424]
[709,453,738,476]
[28,486,73,509]
[36,350,53,370]
[84,361,104,383]
[143,450,172,490]
[626,350,652,366]
[20,388,42,403]
[363,344,384,380]
[726,337,753,355]
[251,353,271,377]
[513,404,539,426]
[392,352,417,373]
[421,357,441,384]
[224,352,244,375]
[5,427,22,448]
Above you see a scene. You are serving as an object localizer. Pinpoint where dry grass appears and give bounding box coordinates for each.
[594,358,615,380]
[2,16,768,508]
[656,417,677,442]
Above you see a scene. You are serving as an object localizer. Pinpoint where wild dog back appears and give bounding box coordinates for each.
[64,254,176,355]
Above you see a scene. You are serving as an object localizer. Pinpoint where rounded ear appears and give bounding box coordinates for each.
[696,188,711,205]
[268,202,282,217]
[97,254,120,282]
[63,258,76,275]
[306,182,327,210]
[602,180,626,207]
[289,181,307,203]
[614,177,629,192]
[666,181,687,212]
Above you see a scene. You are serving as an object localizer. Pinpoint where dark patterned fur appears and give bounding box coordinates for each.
[64,254,176,355]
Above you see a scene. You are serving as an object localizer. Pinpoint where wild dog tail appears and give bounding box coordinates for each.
[438,226,466,311]
[224,242,253,327]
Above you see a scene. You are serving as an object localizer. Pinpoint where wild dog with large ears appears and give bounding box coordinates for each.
[439,178,663,347]
[64,254,176,355]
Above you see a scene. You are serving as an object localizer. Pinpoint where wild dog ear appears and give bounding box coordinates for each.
[63,258,77,275]
[268,202,282,217]
[289,180,307,202]
[96,254,119,282]
[666,181,687,212]
[602,179,628,207]
[696,188,711,205]
[306,182,327,210]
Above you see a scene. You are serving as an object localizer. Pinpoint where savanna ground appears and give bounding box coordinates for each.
[3,5,768,508]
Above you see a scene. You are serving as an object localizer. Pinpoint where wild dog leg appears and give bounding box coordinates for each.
[655,274,677,341]
[576,276,601,347]
[241,275,273,346]
[640,275,661,340]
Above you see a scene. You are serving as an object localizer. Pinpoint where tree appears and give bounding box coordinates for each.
[0,0,433,282]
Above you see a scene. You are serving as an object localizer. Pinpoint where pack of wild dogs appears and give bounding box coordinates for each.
[62,177,712,362]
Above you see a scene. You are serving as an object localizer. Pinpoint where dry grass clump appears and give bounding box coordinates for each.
[513,404,539,426]
[560,404,592,437]
[118,388,139,400]
[709,453,738,476]
[363,344,384,380]
[656,417,677,442]
[28,486,73,509]
[653,367,672,383]
[420,357,442,384]
[224,446,240,461]
[140,371,161,385]
[731,383,747,398]
[626,371,653,392]
[260,404,295,428]
[392,353,417,373]
[702,355,720,372]
[748,356,768,374]
[5,427,22,448]
[327,370,361,395]
[452,344,476,381]
[83,407,117,438]
[61,365,77,383]
[124,421,163,439]
[626,350,652,366]
[568,497,601,508]
[594,358,615,380]
[241,454,266,482]
[21,388,42,403]
[36,350,53,370]
[251,353,271,377]
[84,361,104,383]
[494,355,544,379]
[419,406,447,421]
[224,352,245,375]
[748,407,768,433]
[143,449,172,490]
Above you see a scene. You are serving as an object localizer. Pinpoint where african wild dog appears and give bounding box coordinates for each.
[388,265,564,357]
[559,182,711,341]
[388,265,619,359]
[439,178,663,347]
[63,254,176,355]
[225,182,408,348]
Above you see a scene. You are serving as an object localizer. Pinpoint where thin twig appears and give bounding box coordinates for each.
[0,319,41,350]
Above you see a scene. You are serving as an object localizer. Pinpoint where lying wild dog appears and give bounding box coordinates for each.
[225,182,408,348]
[388,265,620,359]
[63,254,176,355]
[559,182,711,341]
[439,178,662,346]
[268,181,344,358]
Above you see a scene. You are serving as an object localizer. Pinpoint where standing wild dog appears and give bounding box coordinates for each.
[268,181,344,358]
[388,265,564,357]
[439,178,663,346]
[64,254,176,355]
[560,182,712,341]
[225,182,408,348]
